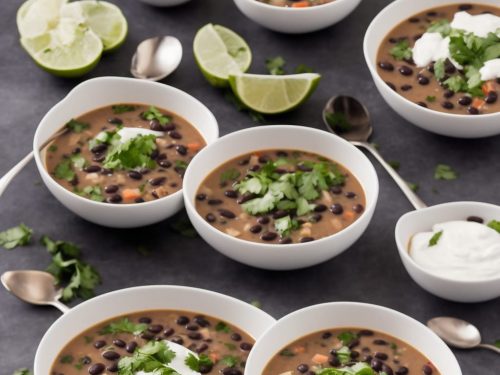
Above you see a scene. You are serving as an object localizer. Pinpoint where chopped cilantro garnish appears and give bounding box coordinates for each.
[266,56,286,75]
[428,230,443,247]
[141,106,171,126]
[75,186,104,202]
[221,355,239,368]
[336,346,352,365]
[118,341,178,375]
[185,353,213,372]
[274,216,300,237]
[12,369,31,375]
[112,104,136,114]
[60,355,73,364]
[224,342,237,351]
[174,160,188,170]
[220,168,241,184]
[54,154,87,181]
[0,223,32,250]
[103,134,157,170]
[434,164,458,180]
[487,220,500,233]
[338,331,358,346]
[316,362,374,375]
[427,19,451,36]
[215,321,231,333]
[100,318,147,335]
[426,95,436,102]
[325,112,352,133]
[89,129,121,150]
[390,40,412,60]
[433,59,446,81]
[48,144,58,152]
[65,119,90,133]
[279,349,295,357]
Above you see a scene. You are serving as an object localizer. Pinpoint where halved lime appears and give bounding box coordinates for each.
[21,18,103,78]
[60,0,128,52]
[17,0,68,38]
[228,73,321,114]
[193,24,252,87]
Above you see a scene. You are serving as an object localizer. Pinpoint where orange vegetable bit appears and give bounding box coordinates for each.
[122,188,142,202]
[291,1,310,7]
[482,81,496,96]
[343,211,355,221]
[209,352,220,363]
[292,345,306,354]
[312,353,329,364]
[472,97,485,110]
[187,142,202,152]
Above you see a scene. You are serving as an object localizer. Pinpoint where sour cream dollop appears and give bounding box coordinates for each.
[409,221,500,281]
[412,33,461,68]
[450,11,500,38]
[116,127,164,144]
[480,59,500,81]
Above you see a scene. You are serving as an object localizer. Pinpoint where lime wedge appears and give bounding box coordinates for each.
[21,18,103,78]
[228,73,321,114]
[193,24,252,87]
[60,0,128,52]
[17,0,68,38]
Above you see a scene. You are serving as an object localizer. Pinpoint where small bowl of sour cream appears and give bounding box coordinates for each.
[395,201,500,303]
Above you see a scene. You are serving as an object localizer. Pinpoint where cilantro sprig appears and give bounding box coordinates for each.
[112,104,137,114]
[118,341,179,375]
[316,361,374,375]
[434,164,458,180]
[0,223,33,250]
[65,119,90,133]
[99,318,147,335]
[428,230,443,247]
[141,106,172,126]
[390,40,412,60]
[103,134,157,170]
[185,353,214,372]
[487,220,500,233]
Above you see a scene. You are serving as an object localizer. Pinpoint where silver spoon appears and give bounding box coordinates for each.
[1,270,70,313]
[322,95,427,211]
[428,317,500,354]
[131,36,183,81]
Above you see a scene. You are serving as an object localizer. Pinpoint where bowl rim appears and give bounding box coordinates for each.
[236,0,353,12]
[246,301,461,374]
[183,125,379,249]
[363,0,500,120]
[32,76,219,209]
[395,201,500,284]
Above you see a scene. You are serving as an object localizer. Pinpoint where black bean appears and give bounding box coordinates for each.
[467,216,484,223]
[219,209,236,219]
[237,193,257,204]
[442,101,454,110]
[279,237,292,244]
[297,364,309,373]
[322,332,332,339]
[389,37,398,44]
[207,199,223,205]
[345,191,356,199]
[199,363,213,374]
[196,193,207,201]
[104,185,119,194]
[414,33,423,41]
[298,236,313,243]
[373,339,388,345]
[386,81,397,91]
[371,358,383,371]
[128,170,142,180]
[427,11,437,16]
[401,84,412,91]
[240,342,253,351]
[374,352,388,360]
[257,216,270,225]
[418,75,430,85]
[222,368,242,375]
[443,89,454,98]
[272,210,288,219]
[417,101,428,108]
[91,144,107,154]
[194,316,210,327]
[258,155,269,164]
[73,147,82,154]
[276,150,288,157]
[164,124,176,132]
[185,323,198,331]
[398,65,413,76]
[155,153,166,161]
[458,96,472,106]
[84,165,101,173]
[149,119,163,131]
[331,204,343,215]
[468,106,480,115]
[170,336,184,345]
[188,332,202,340]
[162,327,174,337]
[101,168,112,175]
[359,330,374,336]
[92,153,105,163]
[353,204,364,213]
[148,324,163,333]
[231,333,242,341]
[409,17,420,23]
[238,158,250,165]
[485,91,497,104]
[351,351,360,359]
[140,332,155,340]
[139,317,152,323]
[88,363,105,375]
[224,190,238,198]
[206,213,216,223]
[261,232,277,241]
[382,364,394,375]
[102,351,120,360]
[249,225,262,234]
[310,213,322,223]
[329,356,340,366]
[176,145,187,155]
[139,168,151,175]
[363,355,373,363]
[94,340,106,349]
[168,130,182,139]
[106,194,122,204]
[108,117,123,125]
[112,339,126,348]
[125,341,137,353]
[249,164,260,172]
[195,343,209,353]
[106,363,118,373]
[378,61,394,71]
[149,177,166,186]
[458,4,473,10]
[395,367,409,375]
[176,316,190,325]
[159,159,172,168]
[297,163,313,172]
[331,186,342,194]
[423,365,434,375]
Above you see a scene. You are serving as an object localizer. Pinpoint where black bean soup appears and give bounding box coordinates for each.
[45,104,206,204]
[50,310,254,375]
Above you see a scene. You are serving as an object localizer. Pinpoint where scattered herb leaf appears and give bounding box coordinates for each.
[185,353,213,372]
[66,119,90,133]
[429,230,443,247]
[279,349,295,357]
[100,318,147,335]
[426,95,436,102]
[325,112,352,133]
[434,164,458,180]
[118,341,178,375]
[112,104,136,114]
[390,40,412,60]
[141,106,171,126]
[266,56,286,75]
[215,321,230,333]
[12,369,32,375]
[487,220,500,233]
[0,223,33,250]
[221,355,239,368]
[407,182,419,192]
[103,135,157,170]
[338,331,358,346]
[388,161,400,170]
[220,168,241,185]
[60,354,74,364]
[170,215,198,238]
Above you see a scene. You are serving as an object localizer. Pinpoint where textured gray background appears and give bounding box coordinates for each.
[0,0,499,373]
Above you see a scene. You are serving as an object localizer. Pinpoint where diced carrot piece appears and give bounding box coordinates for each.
[209,352,220,363]
[482,81,496,96]
[472,97,485,109]
[344,211,355,220]
[187,142,202,152]
[122,188,142,202]
[312,354,329,364]
[292,1,310,7]
[292,346,306,354]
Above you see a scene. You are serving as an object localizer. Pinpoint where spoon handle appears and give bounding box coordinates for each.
[0,151,34,198]
[478,344,500,354]
[50,300,71,314]
[353,142,427,211]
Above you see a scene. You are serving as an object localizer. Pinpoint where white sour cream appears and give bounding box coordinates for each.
[450,11,500,38]
[412,33,462,68]
[480,58,500,81]
[409,221,500,281]
[116,127,164,144]
[136,341,200,375]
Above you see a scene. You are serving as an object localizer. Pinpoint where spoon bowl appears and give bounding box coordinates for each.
[395,201,500,302]
[131,36,183,81]
[1,270,69,313]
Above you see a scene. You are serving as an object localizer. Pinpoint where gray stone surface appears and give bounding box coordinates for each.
[0,0,499,373]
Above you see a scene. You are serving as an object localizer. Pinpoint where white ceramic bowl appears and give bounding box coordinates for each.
[34,285,276,375]
[183,125,379,270]
[33,76,218,228]
[233,0,362,34]
[138,0,192,7]
[395,201,500,303]
[246,302,462,374]
[364,0,500,138]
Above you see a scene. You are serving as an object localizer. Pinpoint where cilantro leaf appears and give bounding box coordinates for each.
[325,112,352,133]
[434,164,458,180]
[338,331,359,346]
[336,346,352,365]
[89,129,121,150]
[428,230,443,247]
[279,349,295,357]
[141,106,171,126]
[215,321,231,333]
[119,341,179,375]
[274,216,300,237]
[103,134,157,170]
[407,182,419,192]
[426,96,436,103]
[390,40,412,60]
[12,369,32,375]
[66,119,90,133]
[0,223,33,250]
[221,355,239,368]
[185,353,213,372]
[317,362,374,375]
[112,104,136,114]
[295,64,314,73]
[75,186,104,202]
[54,159,75,181]
[170,215,198,238]
[433,59,446,81]
[427,19,451,36]
[495,340,500,348]
[388,161,400,170]
[487,220,500,233]
[100,318,147,335]
[220,168,241,184]
[296,197,315,216]
[266,56,286,75]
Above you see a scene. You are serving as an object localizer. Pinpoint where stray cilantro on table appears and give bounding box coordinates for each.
[390,40,412,61]
[325,112,352,133]
[112,104,137,114]
[428,230,443,247]
[12,369,32,375]
[266,56,286,75]
[185,353,214,372]
[170,214,198,238]
[66,119,90,133]
[224,90,266,124]
[495,340,500,348]
[141,106,172,126]
[487,220,500,233]
[407,182,419,192]
[0,223,33,250]
[99,317,147,335]
[388,161,400,170]
[295,64,314,73]
[434,164,458,180]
